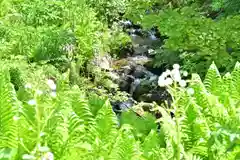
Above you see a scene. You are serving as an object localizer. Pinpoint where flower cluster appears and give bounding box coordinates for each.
[46,79,57,98]
[47,79,56,91]
[25,79,57,106]
[158,64,188,87]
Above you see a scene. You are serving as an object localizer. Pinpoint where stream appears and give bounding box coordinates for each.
[91,20,172,116]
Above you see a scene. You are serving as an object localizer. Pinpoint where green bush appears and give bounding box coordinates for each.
[137,7,240,77]
[212,0,240,16]
[0,0,119,67]
[88,0,127,23]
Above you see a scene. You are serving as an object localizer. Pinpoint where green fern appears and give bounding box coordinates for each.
[190,74,210,110]
[86,100,118,158]
[203,62,222,95]
[230,62,240,100]
[0,67,19,148]
[108,125,142,160]
[120,111,158,141]
[141,129,163,160]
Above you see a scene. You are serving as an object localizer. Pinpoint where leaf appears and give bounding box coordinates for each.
[203,62,222,95]
[0,148,17,160]
[0,67,19,148]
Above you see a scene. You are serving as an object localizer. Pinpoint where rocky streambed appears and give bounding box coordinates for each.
[89,20,172,116]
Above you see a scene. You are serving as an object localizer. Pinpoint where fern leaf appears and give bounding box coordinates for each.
[0,67,19,148]
[90,100,118,146]
[70,92,95,126]
[190,74,210,110]
[141,129,162,160]
[120,111,158,141]
[108,124,142,160]
[47,111,85,159]
[203,62,222,95]
[230,61,240,100]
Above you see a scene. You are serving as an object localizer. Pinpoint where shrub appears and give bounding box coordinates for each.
[88,0,127,24]
[136,7,240,77]
[0,0,115,68]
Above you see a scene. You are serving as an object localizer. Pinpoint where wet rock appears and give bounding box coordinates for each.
[132,45,149,55]
[129,78,141,96]
[132,65,155,78]
[111,98,135,113]
[138,90,170,105]
[121,65,133,75]
[92,54,113,71]
[120,20,133,29]
[132,80,152,100]
[107,72,120,81]
[127,55,152,65]
[144,60,166,76]
[118,75,135,92]
[95,21,172,116]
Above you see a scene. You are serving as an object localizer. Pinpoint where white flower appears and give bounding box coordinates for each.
[22,154,36,160]
[41,152,54,160]
[171,69,181,82]
[187,88,194,95]
[173,64,180,69]
[179,80,187,87]
[158,76,166,87]
[28,99,36,106]
[24,83,32,89]
[39,146,50,152]
[36,90,43,95]
[198,138,205,143]
[50,92,57,98]
[165,78,173,86]
[40,132,45,137]
[182,71,188,77]
[13,116,20,121]
[47,79,56,90]
[161,72,169,78]
[165,69,171,75]
[148,49,154,54]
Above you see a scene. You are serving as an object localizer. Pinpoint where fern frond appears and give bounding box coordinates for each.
[141,129,162,160]
[120,111,158,141]
[76,99,119,159]
[0,67,19,148]
[70,92,95,126]
[203,62,222,95]
[187,145,208,159]
[181,102,205,151]
[47,111,85,159]
[91,100,118,150]
[184,152,204,160]
[190,74,210,110]
[108,124,142,160]
[230,61,240,100]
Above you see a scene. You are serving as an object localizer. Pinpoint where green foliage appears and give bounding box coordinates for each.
[1,60,240,159]
[120,111,157,141]
[152,61,240,159]
[0,62,159,160]
[0,0,125,69]
[136,7,240,77]
[212,0,240,16]
[2,0,240,159]
[88,0,127,23]
[0,66,19,149]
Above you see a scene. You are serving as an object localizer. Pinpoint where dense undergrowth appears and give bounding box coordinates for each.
[1,0,240,159]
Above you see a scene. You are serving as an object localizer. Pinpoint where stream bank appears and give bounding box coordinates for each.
[87,20,172,116]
